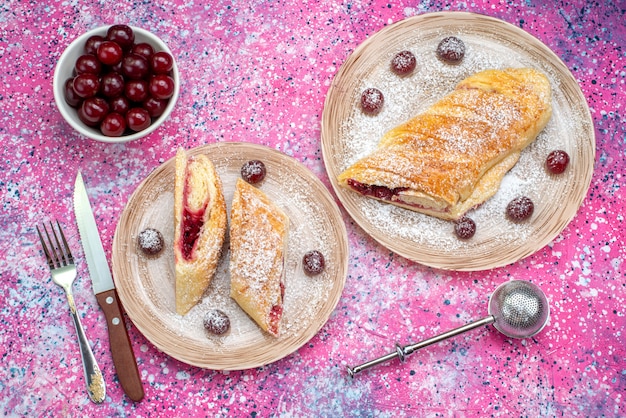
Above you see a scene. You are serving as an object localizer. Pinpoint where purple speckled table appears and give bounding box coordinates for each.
[1,1,625,417]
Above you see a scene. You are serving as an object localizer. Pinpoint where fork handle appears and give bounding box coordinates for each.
[96,289,144,402]
[66,292,106,403]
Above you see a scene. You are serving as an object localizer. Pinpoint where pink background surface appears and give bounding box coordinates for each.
[1,1,624,416]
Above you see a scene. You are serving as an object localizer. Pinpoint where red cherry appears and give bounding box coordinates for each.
[64,78,82,107]
[148,74,175,100]
[97,41,123,66]
[126,107,151,132]
[150,51,174,74]
[100,112,126,136]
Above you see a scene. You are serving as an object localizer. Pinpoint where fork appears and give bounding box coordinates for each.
[37,221,106,404]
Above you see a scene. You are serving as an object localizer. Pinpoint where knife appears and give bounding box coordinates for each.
[73,171,144,402]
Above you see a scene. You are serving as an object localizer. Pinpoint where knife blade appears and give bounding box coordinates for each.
[73,171,144,402]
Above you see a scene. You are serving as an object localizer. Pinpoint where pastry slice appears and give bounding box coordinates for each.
[338,67,552,220]
[229,179,289,337]
[174,148,227,315]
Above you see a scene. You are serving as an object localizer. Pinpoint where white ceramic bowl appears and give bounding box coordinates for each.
[53,25,180,143]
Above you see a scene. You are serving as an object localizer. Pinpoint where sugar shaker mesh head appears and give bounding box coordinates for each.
[489,280,550,339]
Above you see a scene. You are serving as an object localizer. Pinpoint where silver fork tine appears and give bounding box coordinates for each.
[56,220,75,265]
[48,221,68,267]
[36,225,55,270]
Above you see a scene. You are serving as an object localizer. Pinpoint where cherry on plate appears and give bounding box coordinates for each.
[506,196,534,222]
[454,216,476,239]
[360,88,384,115]
[100,72,125,98]
[121,53,149,79]
[72,73,100,98]
[391,50,416,75]
[203,310,230,335]
[436,36,465,64]
[303,250,325,275]
[546,150,570,174]
[124,79,149,102]
[148,74,175,100]
[241,160,267,184]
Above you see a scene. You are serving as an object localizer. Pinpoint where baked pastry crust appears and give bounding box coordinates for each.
[338,68,552,220]
[174,148,227,315]
[229,179,289,337]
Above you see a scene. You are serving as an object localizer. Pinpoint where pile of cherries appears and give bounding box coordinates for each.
[64,24,175,137]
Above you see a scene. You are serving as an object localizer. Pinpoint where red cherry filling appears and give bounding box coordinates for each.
[347,179,407,201]
[181,208,204,260]
[179,168,210,261]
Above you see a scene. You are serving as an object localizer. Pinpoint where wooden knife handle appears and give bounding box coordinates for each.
[96,289,145,402]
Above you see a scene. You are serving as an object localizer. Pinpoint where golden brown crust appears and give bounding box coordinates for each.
[174,148,227,315]
[229,179,289,337]
[337,68,552,220]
